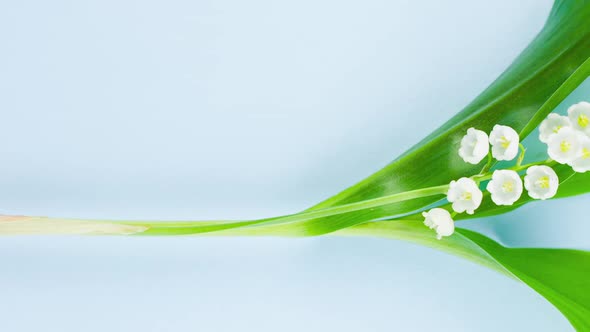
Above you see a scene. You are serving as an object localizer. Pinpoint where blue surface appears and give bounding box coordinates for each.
[0,0,582,331]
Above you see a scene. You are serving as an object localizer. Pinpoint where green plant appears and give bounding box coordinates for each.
[3,1,590,330]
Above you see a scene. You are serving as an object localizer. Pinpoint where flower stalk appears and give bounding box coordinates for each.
[0,109,584,238]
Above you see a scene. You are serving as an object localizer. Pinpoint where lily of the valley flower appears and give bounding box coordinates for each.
[486,170,523,206]
[459,128,489,164]
[568,101,590,136]
[489,125,520,161]
[422,208,454,240]
[539,113,571,143]
[447,177,483,214]
[547,127,584,165]
[524,165,559,200]
[571,135,590,173]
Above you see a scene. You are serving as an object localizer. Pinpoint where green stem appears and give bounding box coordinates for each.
[471,159,555,183]
[0,184,450,236]
[479,152,494,174]
[275,184,450,223]
[516,143,526,167]
[137,184,451,235]
[0,160,558,236]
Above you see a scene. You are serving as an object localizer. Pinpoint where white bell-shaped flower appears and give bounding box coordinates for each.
[447,177,483,214]
[524,165,559,200]
[489,125,520,161]
[422,208,454,240]
[486,170,523,206]
[458,128,489,164]
[567,101,590,136]
[547,127,584,165]
[571,134,590,173]
[539,113,571,143]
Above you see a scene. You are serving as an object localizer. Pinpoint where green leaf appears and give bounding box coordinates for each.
[162,0,590,237]
[109,0,590,238]
[297,0,590,235]
[129,1,590,237]
[9,1,590,329]
[336,221,590,332]
[134,215,585,331]
[170,1,590,329]
[146,216,590,330]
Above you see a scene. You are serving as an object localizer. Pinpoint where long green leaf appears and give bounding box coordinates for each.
[335,221,590,332]
[4,1,590,330]
[83,0,590,237]
[298,0,590,233]
[118,216,590,330]
[177,0,590,237]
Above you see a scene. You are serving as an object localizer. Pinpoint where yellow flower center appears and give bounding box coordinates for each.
[560,140,571,152]
[553,125,562,133]
[579,114,589,128]
[461,192,472,201]
[502,181,514,193]
[500,136,511,149]
[536,176,550,189]
[583,147,590,160]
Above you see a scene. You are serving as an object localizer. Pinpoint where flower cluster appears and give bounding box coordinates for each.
[423,102,590,240]
[541,102,590,172]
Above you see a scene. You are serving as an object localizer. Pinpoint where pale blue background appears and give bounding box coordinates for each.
[0,0,587,331]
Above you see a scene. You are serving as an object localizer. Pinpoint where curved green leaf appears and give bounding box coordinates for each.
[298,0,590,235]
[130,217,590,330]
[177,2,590,329]
[95,1,590,238]
[5,2,590,330]
[83,0,590,238]
[188,219,590,331]
[336,221,590,332]
[188,0,590,237]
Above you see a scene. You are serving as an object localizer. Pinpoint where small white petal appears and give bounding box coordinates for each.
[571,135,590,173]
[447,177,483,214]
[486,170,523,206]
[539,113,571,143]
[458,128,489,164]
[524,165,559,200]
[489,125,520,161]
[567,101,590,136]
[546,127,584,165]
[422,208,454,240]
